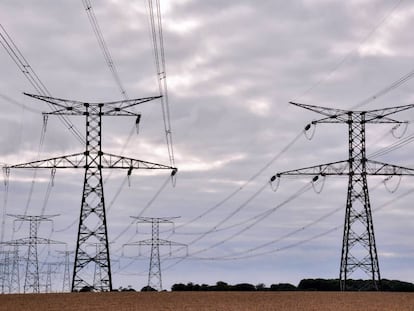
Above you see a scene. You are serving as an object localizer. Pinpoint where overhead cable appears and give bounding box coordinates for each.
[147,0,175,167]
[170,130,303,233]
[0,24,84,144]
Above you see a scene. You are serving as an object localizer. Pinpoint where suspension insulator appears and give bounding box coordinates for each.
[127,167,133,176]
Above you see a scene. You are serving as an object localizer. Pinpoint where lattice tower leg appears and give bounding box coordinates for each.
[62,251,71,292]
[10,246,20,293]
[72,105,112,291]
[340,113,381,291]
[24,218,40,293]
[148,221,162,291]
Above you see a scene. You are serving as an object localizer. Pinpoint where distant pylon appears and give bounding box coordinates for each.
[10,246,20,293]
[42,262,61,293]
[56,250,73,292]
[0,250,11,293]
[1,214,65,293]
[0,247,20,293]
[123,217,187,291]
[271,102,414,291]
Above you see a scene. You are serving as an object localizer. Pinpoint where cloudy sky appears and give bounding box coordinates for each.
[1,0,414,291]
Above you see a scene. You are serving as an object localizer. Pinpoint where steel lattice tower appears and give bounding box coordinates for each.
[0,250,11,293]
[124,217,186,291]
[5,93,177,292]
[0,247,20,293]
[10,246,20,293]
[56,250,73,292]
[271,102,414,291]
[1,215,64,293]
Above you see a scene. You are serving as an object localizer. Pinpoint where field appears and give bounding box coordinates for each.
[0,291,414,311]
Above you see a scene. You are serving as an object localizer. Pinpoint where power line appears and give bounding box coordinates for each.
[0,24,84,144]
[170,130,304,233]
[81,0,129,100]
[197,185,414,261]
[147,0,175,167]
[294,0,405,102]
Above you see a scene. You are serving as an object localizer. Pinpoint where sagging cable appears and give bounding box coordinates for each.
[311,174,325,194]
[383,175,402,194]
[391,122,408,139]
[304,121,316,140]
[269,174,280,192]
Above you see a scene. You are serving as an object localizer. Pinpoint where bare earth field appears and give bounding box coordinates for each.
[0,291,413,311]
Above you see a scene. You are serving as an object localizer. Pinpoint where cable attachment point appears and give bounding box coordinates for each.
[50,167,56,187]
[312,174,325,194]
[2,166,10,187]
[171,168,178,187]
[391,122,408,139]
[127,167,133,187]
[42,114,49,133]
[135,114,141,134]
[304,121,316,140]
[383,175,402,193]
[269,174,280,192]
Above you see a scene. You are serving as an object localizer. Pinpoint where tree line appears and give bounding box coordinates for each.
[170,279,414,292]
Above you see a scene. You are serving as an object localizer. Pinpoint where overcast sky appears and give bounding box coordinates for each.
[1,0,414,291]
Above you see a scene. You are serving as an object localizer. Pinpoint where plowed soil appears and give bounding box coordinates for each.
[0,291,413,311]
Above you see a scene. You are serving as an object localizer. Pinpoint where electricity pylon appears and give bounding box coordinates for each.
[124,217,187,291]
[271,102,414,291]
[1,214,64,293]
[0,248,19,293]
[0,250,11,293]
[10,246,20,293]
[56,250,73,292]
[4,93,177,292]
[43,262,60,293]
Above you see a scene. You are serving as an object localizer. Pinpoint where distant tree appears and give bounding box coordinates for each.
[233,283,256,291]
[141,285,157,292]
[213,281,229,291]
[382,279,414,292]
[79,286,94,292]
[171,283,187,291]
[256,283,267,291]
[121,285,136,292]
[270,283,297,291]
[298,279,339,291]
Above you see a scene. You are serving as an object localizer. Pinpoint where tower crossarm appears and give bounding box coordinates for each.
[1,238,65,246]
[24,93,161,116]
[5,152,86,169]
[365,160,414,176]
[101,153,176,171]
[290,101,414,124]
[272,160,350,179]
[272,159,414,180]
[132,216,180,223]
[125,239,186,246]
[4,152,177,172]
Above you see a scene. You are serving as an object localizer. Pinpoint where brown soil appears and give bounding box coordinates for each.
[0,291,413,311]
